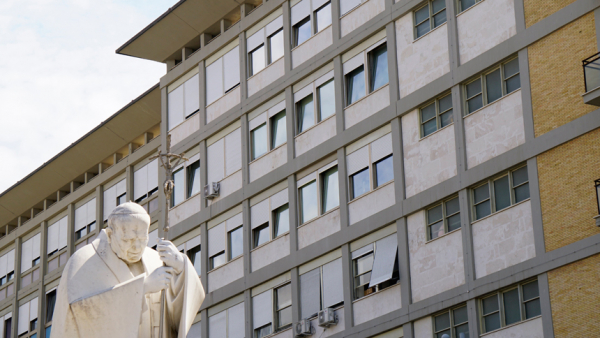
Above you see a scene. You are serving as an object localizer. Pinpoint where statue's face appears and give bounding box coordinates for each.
[109,217,149,264]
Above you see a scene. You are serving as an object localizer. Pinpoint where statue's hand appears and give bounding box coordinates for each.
[144,266,175,294]
[157,239,185,274]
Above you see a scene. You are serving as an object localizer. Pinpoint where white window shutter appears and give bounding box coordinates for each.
[291,0,310,25]
[103,185,116,221]
[87,198,97,225]
[18,301,29,335]
[47,223,59,254]
[184,74,200,117]
[7,250,14,274]
[346,146,369,176]
[227,302,245,338]
[208,311,226,338]
[148,159,159,193]
[252,291,272,329]
[251,200,270,229]
[168,85,185,129]
[147,229,158,248]
[300,268,321,319]
[0,254,7,278]
[75,204,86,232]
[32,234,40,261]
[368,234,398,288]
[21,238,32,272]
[223,47,240,93]
[322,258,343,308]
[134,165,148,201]
[206,58,224,105]
[186,235,201,250]
[207,139,225,184]
[225,128,242,176]
[371,133,393,163]
[29,297,38,321]
[208,223,226,257]
[58,217,68,251]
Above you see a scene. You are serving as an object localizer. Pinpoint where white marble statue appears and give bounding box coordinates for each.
[52,202,205,338]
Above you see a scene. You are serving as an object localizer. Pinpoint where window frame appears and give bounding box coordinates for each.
[419,92,454,138]
[426,195,461,241]
[294,77,336,137]
[252,222,270,249]
[274,282,293,332]
[413,0,447,40]
[298,164,340,225]
[248,44,266,77]
[479,279,542,333]
[292,1,333,48]
[273,203,290,239]
[293,16,312,47]
[249,109,287,162]
[343,39,388,108]
[267,29,285,65]
[457,0,482,13]
[470,164,530,222]
[373,155,394,189]
[227,226,244,261]
[463,57,521,116]
[432,304,470,338]
[299,262,344,320]
[351,240,400,300]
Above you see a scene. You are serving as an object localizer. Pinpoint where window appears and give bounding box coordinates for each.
[299,181,318,224]
[273,204,290,237]
[480,280,541,333]
[4,318,11,338]
[75,198,97,241]
[352,234,399,300]
[209,302,245,338]
[249,45,266,76]
[458,0,481,13]
[297,95,315,133]
[252,223,270,248]
[251,123,268,160]
[268,30,284,63]
[471,165,529,220]
[21,234,40,272]
[228,226,243,260]
[187,245,201,275]
[103,179,126,221]
[47,218,67,257]
[374,155,394,188]
[275,284,292,330]
[171,167,185,207]
[433,305,469,338]
[369,44,388,92]
[346,66,365,105]
[315,3,332,33]
[18,298,38,337]
[206,46,240,105]
[317,80,335,121]
[294,18,312,47]
[427,196,461,240]
[210,252,226,270]
[414,0,446,39]
[420,93,453,137]
[117,193,127,206]
[187,161,201,198]
[291,0,332,47]
[168,73,200,129]
[295,79,335,135]
[298,164,339,225]
[464,58,521,115]
[340,0,363,16]
[350,168,370,199]
[254,324,271,338]
[299,258,343,319]
[321,167,339,213]
[250,109,286,161]
[270,111,286,149]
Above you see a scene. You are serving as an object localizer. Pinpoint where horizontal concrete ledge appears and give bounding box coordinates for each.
[583,86,600,106]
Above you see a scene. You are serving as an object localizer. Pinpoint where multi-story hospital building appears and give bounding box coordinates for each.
[1,0,600,337]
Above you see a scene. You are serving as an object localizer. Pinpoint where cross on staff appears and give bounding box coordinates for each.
[148,134,188,338]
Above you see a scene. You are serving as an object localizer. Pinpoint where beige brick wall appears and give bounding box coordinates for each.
[524,0,578,28]
[528,13,596,137]
[537,129,600,252]
[548,254,600,337]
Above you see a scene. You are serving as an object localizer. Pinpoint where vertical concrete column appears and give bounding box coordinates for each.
[537,273,555,338]
[244,290,253,338]
[385,22,400,103]
[12,236,22,338]
[159,87,169,238]
[238,32,249,103]
[200,222,209,293]
[445,0,460,70]
[38,221,48,338]
[451,85,468,179]
[466,298,480,338]
[458,189,476,289]
[241,115,251,187]
[282,0,293,73]
[396,218,412,314]
[201,309,209,338]
[391,117,406,206]
[199,140,208,210]
[402,322,414,338]
[331,0,342,41]
[242,200,252,276]
[514,0,526,33]
[290,267,301,325]
[285,87,295,162]
[66,204,75,257]
[519,48,536,142]
[340,244,354,328]
[198,60,207,132]
[333,56,345,134]
[287,175,299,253]
[527,157,546,256]
[95,185,103,233]
[126,165,134,203]
[336,148,350,229]
[384,0,394,11]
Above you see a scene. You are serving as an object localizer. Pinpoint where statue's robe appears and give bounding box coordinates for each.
[51,230,204,338]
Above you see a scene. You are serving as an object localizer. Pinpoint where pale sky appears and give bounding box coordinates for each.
[0,0,179,193]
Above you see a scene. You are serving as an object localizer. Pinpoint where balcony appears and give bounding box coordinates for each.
[583,52,600,106]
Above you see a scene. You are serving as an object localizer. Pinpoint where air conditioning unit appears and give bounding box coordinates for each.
[204,182,220,199]
[318,308,338,328]
[294,319,313,336]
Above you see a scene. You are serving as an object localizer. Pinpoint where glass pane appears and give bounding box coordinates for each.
[370,45,388,91]
[482,295,499,315]
[355,272,371,287]
[504,58,520,78]
[503,288,521,325]
[415,5,429,25]
[447,214,461,232]
[255,325,272,338]
[440,109,452,127]
[429,221,444,239]
[525,299,541,319]
[416,20,430,38]
[294,18,312,46]
[439,94,452,112]
[475,201,491,220]
[250,45,266,76]
[514,184,530,203]
[436,330,451,338]
[434,312,451,330]
[300,181,318,223]
[455,323,470,338]
[486,69,502,104]
[172,169,185,206]
[423,119,437,137]
[433,10,447,27]
[253,225,270,248]
[375,156,394,187]
[297,95,315,133]
[494,175,511,211]
[484,313,501,333]
[460,0,477,12]
[251,124,268,160]
[192,250,201,275]
[269,30,284,63]
[315,3,332,32]
[428,205,443,224]
[318,80,335,120]
[466,79,482,99]
[351,168,370,199]
[300,268,321,319]
[453,306,468,324]
[340,0,362,15]
[432,0,446,12]
[355,253,374,275]
[522,281,539,301]
[274,205,290,237]
[467,95,483,114]
[211,252,226,269]
[512,166,528,187]
[229,227,243,259]
[347,66,365,105]
[278,307,292,328]
[445,197,460,215]
[271,111,287,149]
[474,184,490,204]
[322,167,340,213]
[421,102,436,122]
[46,326,51,338]
[277,284,292,309]
[187,161,201,197]
[506,74,521,94]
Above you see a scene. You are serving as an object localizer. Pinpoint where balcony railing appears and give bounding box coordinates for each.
[583,52,600,92]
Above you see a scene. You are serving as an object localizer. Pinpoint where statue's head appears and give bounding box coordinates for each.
[106,202,150,264]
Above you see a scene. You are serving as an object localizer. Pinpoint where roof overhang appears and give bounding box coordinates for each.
[0,84,161,225]
[116,0,244,63]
